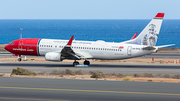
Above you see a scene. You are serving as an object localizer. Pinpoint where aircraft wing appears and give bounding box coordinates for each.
[60,36,81,60]
[60,36,92,60]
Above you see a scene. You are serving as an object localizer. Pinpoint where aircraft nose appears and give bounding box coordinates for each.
[4,44,10,51]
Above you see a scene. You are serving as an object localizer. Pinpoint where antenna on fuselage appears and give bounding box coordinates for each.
[20,28,23,39]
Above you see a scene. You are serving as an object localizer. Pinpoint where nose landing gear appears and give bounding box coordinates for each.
[17,55,22,62]
[17,58,22,62]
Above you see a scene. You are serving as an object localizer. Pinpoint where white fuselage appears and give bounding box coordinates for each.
[39,39,154,60]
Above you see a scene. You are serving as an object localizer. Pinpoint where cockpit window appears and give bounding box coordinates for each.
[9,42,14,45]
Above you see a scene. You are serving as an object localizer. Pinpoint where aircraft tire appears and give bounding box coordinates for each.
[84,61,90,65]
[73,61,79,66]
[18,58,22,62]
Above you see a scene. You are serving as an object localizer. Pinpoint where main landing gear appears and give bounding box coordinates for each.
[73,60,79,66]
[73,60,90,66]
[84,60,90,65]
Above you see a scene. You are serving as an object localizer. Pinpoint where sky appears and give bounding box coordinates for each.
[0,0,180,19]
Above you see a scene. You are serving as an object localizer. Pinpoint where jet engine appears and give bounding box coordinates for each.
[45,52,63,61]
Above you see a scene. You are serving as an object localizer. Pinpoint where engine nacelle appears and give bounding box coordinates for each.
[45,52,63,61]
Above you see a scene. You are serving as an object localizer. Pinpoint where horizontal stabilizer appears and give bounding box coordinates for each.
[142,44,175,50]
[156,44,175,48]
[142,46,156,50]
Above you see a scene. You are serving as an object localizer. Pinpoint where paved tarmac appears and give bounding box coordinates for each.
[0,62,180,75]
[0,52,180,101]
[0,77,180,101]
[1,51,180,59]
[142,53,180,59]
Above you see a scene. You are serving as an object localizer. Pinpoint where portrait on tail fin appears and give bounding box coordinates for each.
[142,24,158,46]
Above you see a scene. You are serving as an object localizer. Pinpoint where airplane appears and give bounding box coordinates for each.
[9,32,138,61]
[4,13,174,66]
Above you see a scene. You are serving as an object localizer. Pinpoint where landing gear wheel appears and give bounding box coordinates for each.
[18,58,22,62]
[84,61,90,65]
[73,61,79,66]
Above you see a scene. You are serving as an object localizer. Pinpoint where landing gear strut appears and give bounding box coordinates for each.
[17,55,22,62]
[73,60,79,66]
[84,60,90,65]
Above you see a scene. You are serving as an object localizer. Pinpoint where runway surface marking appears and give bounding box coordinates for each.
[0,86,180,96]
[0,97,68,101]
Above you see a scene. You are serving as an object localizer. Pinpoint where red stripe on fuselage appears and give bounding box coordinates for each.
[5,39,40,56]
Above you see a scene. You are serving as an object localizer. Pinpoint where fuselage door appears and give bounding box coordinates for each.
[18,40,23,49]
[127,46,132,56]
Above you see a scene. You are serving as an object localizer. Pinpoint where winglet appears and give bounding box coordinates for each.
[67,35,74,46]
[131,32,137,40]
[155,13,164,19]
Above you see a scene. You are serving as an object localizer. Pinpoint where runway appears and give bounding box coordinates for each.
[0,53,180,100]
[0,77,180,101]
[0,62,180,75]
[1,51,180,59]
